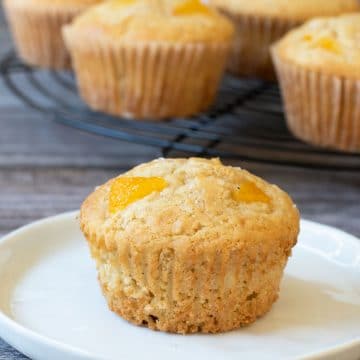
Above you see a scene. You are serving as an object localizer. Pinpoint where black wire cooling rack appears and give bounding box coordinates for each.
[1,50,360,170]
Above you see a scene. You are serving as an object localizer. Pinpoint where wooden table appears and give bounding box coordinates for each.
[0,9,359,360]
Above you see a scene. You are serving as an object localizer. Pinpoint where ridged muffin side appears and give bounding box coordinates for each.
[80,158,299,334]
[272,14,360,152]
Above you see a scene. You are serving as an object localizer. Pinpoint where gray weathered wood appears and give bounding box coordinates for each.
[0,6,359,360]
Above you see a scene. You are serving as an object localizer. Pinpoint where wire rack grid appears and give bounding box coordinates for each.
[1,50,359,170]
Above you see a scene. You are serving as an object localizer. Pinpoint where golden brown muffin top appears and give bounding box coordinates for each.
[80,158,299,252]
[208,0,360,21]
[272,14,360,78]
[64,0,234,44]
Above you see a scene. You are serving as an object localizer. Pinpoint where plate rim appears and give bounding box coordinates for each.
[0,211,96,360]
[0,211,359,360]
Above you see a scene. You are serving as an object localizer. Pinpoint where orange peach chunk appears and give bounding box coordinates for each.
[233,181,270,204]
[109,177,167,213]
[315,37,341,54]
[173,0,211,16]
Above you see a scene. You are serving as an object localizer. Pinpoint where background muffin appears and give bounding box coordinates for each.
[63,0,234,120]
[208,0,360,79]
[3,0,103,69]
[80,158,300,334]
[272,14,360,152]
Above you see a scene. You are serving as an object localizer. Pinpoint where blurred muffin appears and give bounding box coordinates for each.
[3,0,103,69]
[80,157,300,334]
[63,0,234,120]
[272,14,360,152]
[208,0,360,79]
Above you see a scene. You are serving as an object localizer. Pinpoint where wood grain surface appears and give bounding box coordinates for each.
[0,7,359,360]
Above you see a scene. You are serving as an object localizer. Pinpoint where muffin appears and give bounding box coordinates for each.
[208,0,360,79]
[80,158,300,334]
[3,0,103,69]
[272,14,360,152]
[63,0,234,120]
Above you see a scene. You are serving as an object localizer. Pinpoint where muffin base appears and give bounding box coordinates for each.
[4,3,82,69]
[219,11,299,80]
[63,36,230,120]
[88,239,290,334]
[273,53,360,152]
[105,288,279,334]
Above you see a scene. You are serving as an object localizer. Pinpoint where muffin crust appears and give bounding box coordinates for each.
[273,14,360,79]
[65,0,234,44]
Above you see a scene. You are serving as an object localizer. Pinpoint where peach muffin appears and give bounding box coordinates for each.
[63,0,234,119]
[3,0,103,69]
[208,0,360,79]
[272,14,360,152]
[80,158,300,334]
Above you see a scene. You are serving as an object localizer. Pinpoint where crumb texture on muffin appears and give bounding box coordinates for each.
[272,14,360,78]
[80,158,299,334]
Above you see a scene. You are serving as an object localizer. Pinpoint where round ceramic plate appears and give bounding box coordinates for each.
[0,212,359,360]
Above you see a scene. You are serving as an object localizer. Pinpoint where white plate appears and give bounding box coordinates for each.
[0,212,359,360]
